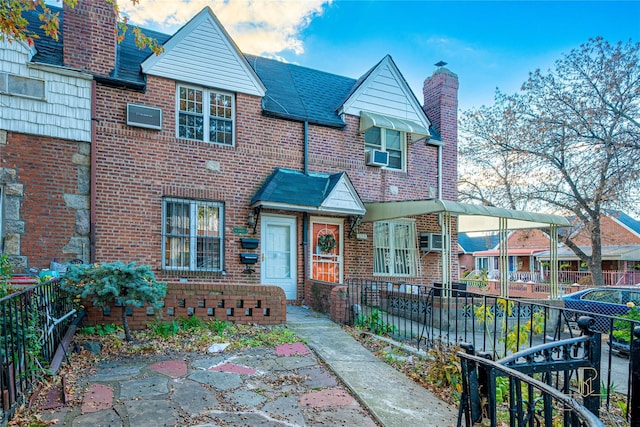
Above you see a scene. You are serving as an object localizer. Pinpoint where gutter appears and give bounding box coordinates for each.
[303,121,309,286]
[438,145,443,200]
[90,81,97,263]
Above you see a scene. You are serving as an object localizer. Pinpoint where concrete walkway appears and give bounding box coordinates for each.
[286,305,458,427]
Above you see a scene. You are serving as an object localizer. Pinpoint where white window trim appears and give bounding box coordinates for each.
[175,83,235,146]
[309,216,343,284]
[161,198,225,272]
[373,218,418,277]
[364,127,407,171]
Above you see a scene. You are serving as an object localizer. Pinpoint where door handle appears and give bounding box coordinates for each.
[262,253,265,262]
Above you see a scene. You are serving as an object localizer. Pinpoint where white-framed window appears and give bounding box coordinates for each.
[177,84,234,145]
[0,72,45,99]
[364,127,405,170]
[475,257,489,272]
[162,198,224,272]
[373,219,418,276]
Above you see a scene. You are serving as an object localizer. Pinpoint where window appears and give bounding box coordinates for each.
[364,127,404,170]
[177,85,234,145]
[0,72,45,99]
[162,198,224,271]
[373,219,418,276]
[476,257,489,272]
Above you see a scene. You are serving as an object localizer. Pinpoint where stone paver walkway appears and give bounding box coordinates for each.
[36,344,379,426]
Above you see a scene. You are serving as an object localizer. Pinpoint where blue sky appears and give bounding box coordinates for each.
[119,0,639,111]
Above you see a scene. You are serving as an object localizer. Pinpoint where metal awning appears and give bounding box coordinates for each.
[363,199,571,231]
[359,111,430,143]
[363,199,570,299]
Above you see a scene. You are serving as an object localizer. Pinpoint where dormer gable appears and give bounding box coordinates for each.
[340,55,430,142]
[141,7,265,97]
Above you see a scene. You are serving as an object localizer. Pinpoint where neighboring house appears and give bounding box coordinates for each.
[458,232,500,275]
[459,229,551,280]
[537,210,640,284]
[6,1,459,326]
[461,211,640,285]
[0,27,93,272]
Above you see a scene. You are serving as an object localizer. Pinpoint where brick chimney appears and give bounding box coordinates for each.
[423,66,459,200]
[63,0,117,76]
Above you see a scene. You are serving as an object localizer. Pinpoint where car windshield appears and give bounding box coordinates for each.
[582,289,621,304]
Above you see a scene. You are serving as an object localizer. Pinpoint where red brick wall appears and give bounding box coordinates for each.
[423,68,459,201]
[63,0,117,75]
[572,215,640,246]
[83,281,286,329]
[0,132,85,268]
[508,229,550,249]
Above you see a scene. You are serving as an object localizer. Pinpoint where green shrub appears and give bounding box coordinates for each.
[61,262,167,342]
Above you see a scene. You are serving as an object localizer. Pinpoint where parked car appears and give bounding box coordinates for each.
[561,286,640,335]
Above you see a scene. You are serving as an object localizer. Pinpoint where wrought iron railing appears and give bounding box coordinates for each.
[0,280,77,423]
[343,278,640,424]
[458,339,604,427]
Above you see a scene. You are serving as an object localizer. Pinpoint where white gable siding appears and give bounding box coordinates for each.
[142,16,264,96]
[344,62,422,122]
[0,40,92,142]
[322,177,366,215]
[341,57,430,132]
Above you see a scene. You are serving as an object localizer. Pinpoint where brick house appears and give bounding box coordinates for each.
[4,2,461,326]
[0,24,93,272]
[460,210,640,285]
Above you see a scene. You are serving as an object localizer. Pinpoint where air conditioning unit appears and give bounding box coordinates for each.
[429,233,443,251]
[366,149,389,167]
[127,103,162,130]
[420,232,443,251]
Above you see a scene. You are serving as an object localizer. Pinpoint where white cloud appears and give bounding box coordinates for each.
[120,0,331,56]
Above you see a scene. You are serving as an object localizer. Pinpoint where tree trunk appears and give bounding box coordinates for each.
[121,306,133,342]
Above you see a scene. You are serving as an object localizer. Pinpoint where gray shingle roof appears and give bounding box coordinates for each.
[27,6,355,127]
[251,168,345,208]
[245,55,354,128]
[458,233,500,253]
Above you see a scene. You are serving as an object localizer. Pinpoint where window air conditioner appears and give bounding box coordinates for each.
[366,149,389,167]
[420,232,443,251]
[429,233,443,251]
[127,103,163,130]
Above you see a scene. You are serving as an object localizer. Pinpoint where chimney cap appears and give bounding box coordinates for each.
[435,61,447,67]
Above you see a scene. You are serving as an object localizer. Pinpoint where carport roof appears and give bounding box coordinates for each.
[363,199,570,232]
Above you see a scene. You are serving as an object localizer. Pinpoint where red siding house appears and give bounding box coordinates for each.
[3,2,459,326]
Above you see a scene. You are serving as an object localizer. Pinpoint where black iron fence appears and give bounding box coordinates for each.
[343,278,640,425]
[0,279,77,423]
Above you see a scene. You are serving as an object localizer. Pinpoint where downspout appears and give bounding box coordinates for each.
[90,80,97,263]
[437,144,443,200]
[302,121,309,291]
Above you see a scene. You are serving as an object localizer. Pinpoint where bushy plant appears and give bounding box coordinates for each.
[612,305,640,344]
[0,253,13,297]
[355,309,398,336]
[61,262,167,341]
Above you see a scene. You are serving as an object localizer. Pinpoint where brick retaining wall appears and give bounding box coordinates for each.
[83,282,286,329]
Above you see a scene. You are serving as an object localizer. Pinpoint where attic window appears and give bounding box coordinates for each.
[365,127,404,170]
[0,73,45,100]
[177,84,235,146]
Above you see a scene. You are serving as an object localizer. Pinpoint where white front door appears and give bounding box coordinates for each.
[261,214,297,300]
